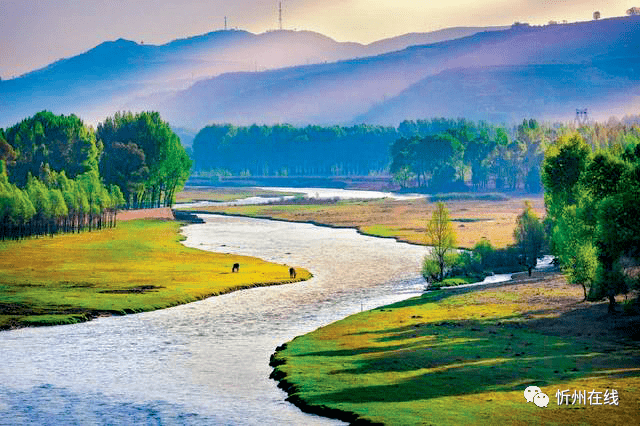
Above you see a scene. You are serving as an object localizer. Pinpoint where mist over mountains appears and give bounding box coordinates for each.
[1,17,638,129]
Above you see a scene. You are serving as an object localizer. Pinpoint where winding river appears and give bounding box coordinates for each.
[0,214,429,425]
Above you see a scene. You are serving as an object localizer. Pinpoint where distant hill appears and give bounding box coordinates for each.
[0,26,503,128]
[362,26,509,56]
[357,58,640,124]
[157,16,640,128]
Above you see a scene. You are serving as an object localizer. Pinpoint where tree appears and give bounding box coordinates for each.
[627,7,640,16]
[514,201,545,275]
[595,188,640,312]
[593,11,601,20]
[424,202,457,282]
[98,111,191,208]
[542,133,591,209]
[4,111,100,187]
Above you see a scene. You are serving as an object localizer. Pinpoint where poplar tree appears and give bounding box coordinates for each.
[423,202,457,282]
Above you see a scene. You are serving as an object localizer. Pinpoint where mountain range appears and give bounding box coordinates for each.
[0,26,507,129]
[1,17,638,129]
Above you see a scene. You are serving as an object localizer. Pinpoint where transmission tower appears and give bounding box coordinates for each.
[575,108,588,126]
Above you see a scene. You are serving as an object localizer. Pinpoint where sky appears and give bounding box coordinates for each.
[0,1,634,79]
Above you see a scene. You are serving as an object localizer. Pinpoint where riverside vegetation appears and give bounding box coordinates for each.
[0,110,310,330]
[270,274,640,425]
[266,129,640,424]
[0,218,310,330]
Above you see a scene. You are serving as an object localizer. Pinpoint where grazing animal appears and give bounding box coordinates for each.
[289,267,296,279]
[232,263,240,273]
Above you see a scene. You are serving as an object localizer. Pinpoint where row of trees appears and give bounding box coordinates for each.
[0,110,191,240]
[543,133,640,312]
[391,119,548,192]
[391,117,640,193]
[192,123,398,176]
[421,127,640,312]
[191,117,640,194]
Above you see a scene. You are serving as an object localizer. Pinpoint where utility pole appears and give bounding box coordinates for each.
[279,2,283,30]
[224,16,227,30]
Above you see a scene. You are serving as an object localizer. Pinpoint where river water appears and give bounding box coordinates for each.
[0,214,428,425]
[176,186,423,208]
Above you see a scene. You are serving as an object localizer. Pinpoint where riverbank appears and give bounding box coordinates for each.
[270,270,640,425]
[0,218,311,330]
[178,194,545,249]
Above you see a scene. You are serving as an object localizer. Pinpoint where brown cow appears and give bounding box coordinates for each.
[289,267,296,279]
[232,263,240,273]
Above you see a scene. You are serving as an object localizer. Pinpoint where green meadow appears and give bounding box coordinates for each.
[271,275,640,425]
[0,219,310,330]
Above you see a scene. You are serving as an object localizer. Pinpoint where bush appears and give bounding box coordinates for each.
[422,258,441,282]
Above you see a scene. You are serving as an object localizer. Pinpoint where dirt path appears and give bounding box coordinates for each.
[117,207,174,221]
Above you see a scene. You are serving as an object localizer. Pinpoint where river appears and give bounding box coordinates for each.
[0,214,429,425]
[176,186,423,208]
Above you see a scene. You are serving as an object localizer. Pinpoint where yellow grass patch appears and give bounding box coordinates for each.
[0,219,311,329]
[184,195,545,249]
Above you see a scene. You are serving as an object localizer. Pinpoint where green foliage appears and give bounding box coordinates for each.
[193,123,396,176]
[423,202,457,282]
[4,111,100,186]
[542,133,591,206]
[543,131,640,312]
[584,151,628,201]
[569,242,599,300]
[0,111,143,239]
[513,201,545,270]
[421,257,441,283]
[26,176,52,218]
[98,111,191,207]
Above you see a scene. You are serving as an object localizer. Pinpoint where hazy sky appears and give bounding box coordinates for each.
[0,1,633,79]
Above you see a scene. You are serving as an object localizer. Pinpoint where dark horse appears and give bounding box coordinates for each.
[289,267,296,279]
[232,263,240,273]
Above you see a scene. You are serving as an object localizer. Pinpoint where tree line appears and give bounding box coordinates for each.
[392,117,640,193]
[192,123,399,177]
[0,110,191,240]
[543,132,640,312]
[191,117,640,193]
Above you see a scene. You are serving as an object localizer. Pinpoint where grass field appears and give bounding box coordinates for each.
[0,219,310,330]
[271,272,640,425]
[179,192,545,249]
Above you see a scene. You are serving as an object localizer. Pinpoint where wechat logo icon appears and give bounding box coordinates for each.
[524,386,549,408]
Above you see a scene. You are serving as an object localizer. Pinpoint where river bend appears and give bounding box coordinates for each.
[0,214,427,425]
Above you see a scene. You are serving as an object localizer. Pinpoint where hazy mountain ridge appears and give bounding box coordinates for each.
[1,18,638,129]
[159,16,640,128]
[358,57,640,124]
[0,26,507,128]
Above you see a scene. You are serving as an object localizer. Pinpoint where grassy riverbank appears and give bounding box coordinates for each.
[271,271,640,425]
[178,191,544,249]
[0,219,310,330]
